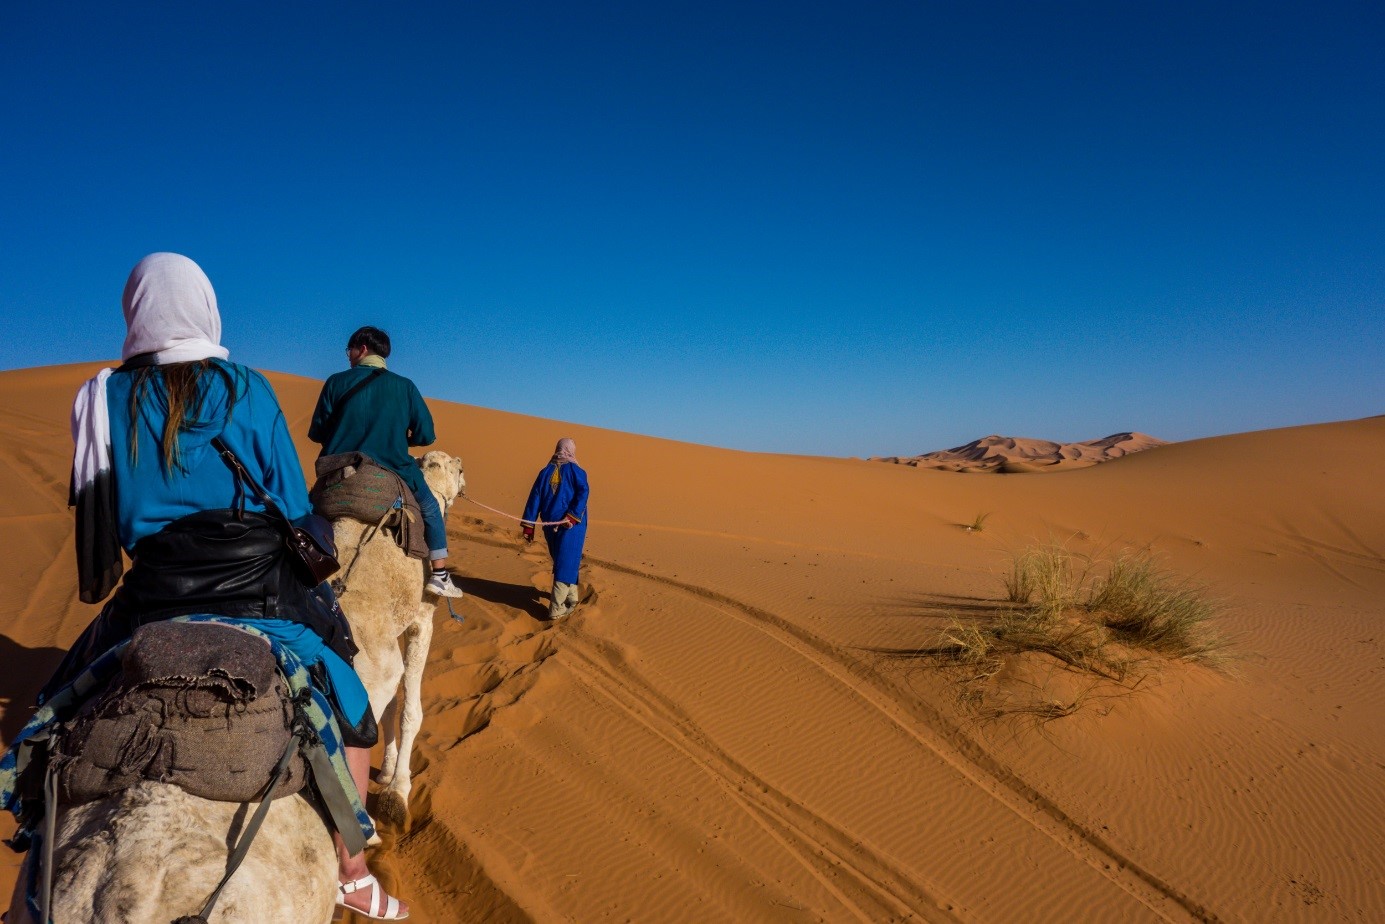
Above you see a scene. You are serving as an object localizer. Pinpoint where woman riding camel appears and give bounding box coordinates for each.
[45,253,408,920]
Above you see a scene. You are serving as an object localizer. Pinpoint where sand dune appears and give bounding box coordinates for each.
[874,432,1168,473]
[2,362,1383,922]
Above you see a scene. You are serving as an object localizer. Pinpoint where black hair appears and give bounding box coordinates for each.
[347,326,391,358]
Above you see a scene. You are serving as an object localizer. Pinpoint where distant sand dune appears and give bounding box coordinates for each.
[2,363,1382,922]
[875,432,1168,473]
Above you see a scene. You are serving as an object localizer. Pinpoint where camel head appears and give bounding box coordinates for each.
[419,451,466,513]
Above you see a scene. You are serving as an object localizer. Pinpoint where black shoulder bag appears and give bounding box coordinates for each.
[211,437,340,586]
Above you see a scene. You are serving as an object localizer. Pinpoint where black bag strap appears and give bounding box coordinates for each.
[321,367,385,436]
[210,437,295,540]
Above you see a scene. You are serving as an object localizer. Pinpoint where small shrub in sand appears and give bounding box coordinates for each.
[966,512,991,532]
[1003,544,1077,616]
[931,543,1227,720]
[1087,554,1222,658]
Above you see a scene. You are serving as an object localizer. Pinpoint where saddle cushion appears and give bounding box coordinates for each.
[55,621,307,804]
[310,451,429,560]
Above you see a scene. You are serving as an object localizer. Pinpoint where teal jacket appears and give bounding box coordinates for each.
[309,366,435,497]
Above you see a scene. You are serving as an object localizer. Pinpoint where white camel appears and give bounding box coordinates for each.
[331,450,465,827]
[6,782,337,923]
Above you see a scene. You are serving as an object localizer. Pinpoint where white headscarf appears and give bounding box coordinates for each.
[120,252,230,363]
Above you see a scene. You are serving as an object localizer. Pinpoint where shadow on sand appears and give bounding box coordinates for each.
[458,575,552,622]
[0,634,66,748]
[848,593,1015,659]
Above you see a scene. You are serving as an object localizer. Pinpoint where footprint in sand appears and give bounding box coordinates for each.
[424,575,585,750]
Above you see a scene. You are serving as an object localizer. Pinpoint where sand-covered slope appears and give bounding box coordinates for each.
[874,432,1168,473]
[2,363,1382,922]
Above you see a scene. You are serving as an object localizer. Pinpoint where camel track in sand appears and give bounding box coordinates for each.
[560,630,959,923]
[433,524,1217,922]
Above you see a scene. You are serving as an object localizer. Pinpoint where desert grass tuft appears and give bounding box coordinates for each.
[1003,542,1079,616]
[1002,550,1036,604]
[937,619,1002,681]
[966,512,991,532]
[926,543,1228,720]
[1086,554,1225,660]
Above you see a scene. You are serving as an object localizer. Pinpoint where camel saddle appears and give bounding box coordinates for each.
[310,451,429,560]
[53,621,307,805]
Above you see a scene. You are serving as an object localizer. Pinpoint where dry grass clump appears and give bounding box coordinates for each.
[1087,555,1221,656]
[931,543,1228,720]
[997,543,1225,660]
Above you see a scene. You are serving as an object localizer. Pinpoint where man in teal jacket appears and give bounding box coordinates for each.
[309,326,464,598]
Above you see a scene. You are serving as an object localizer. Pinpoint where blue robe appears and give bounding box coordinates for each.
[522,461,589,584]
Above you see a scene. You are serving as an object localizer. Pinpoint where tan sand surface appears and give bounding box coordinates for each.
[874,432,1168,473]
[2,363,1383,922]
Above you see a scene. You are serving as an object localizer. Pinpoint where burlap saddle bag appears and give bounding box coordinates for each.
[54,621,307,804]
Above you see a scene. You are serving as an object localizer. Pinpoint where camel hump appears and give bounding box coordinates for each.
[56,622,307,805]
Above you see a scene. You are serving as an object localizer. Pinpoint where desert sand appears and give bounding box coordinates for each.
[2,362,1383,922]
[872,432,1168,474]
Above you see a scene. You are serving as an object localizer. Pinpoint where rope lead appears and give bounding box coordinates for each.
[458,494,571,528]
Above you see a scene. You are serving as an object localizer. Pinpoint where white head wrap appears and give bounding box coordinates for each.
[120,252,230,363]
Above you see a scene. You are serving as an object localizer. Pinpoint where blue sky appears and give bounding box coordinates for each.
[2,1,1381,455]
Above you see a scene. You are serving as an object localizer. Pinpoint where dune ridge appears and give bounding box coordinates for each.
[874,431,1168,473]
[2,363,1383,922]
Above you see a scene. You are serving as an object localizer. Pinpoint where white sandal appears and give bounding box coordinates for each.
[338,873,409,920]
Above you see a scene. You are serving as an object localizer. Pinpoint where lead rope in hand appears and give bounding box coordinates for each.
[457,494,569,528]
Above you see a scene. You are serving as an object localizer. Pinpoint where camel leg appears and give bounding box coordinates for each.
[377,610,433,828]
[352,640,404,727]
[347,642,403,842]
[377,694,402,787]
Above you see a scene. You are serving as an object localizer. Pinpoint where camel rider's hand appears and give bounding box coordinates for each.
[522,524,535,542]
[561,513,580,528]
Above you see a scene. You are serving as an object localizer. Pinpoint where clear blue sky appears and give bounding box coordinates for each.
[2,1,1381,455]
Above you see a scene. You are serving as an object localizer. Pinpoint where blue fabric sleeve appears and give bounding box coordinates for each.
[406,383,436,447]
[249,372,313,522]
[568,465,589,521]
[306,375,335,444]
[522,467,546,523]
